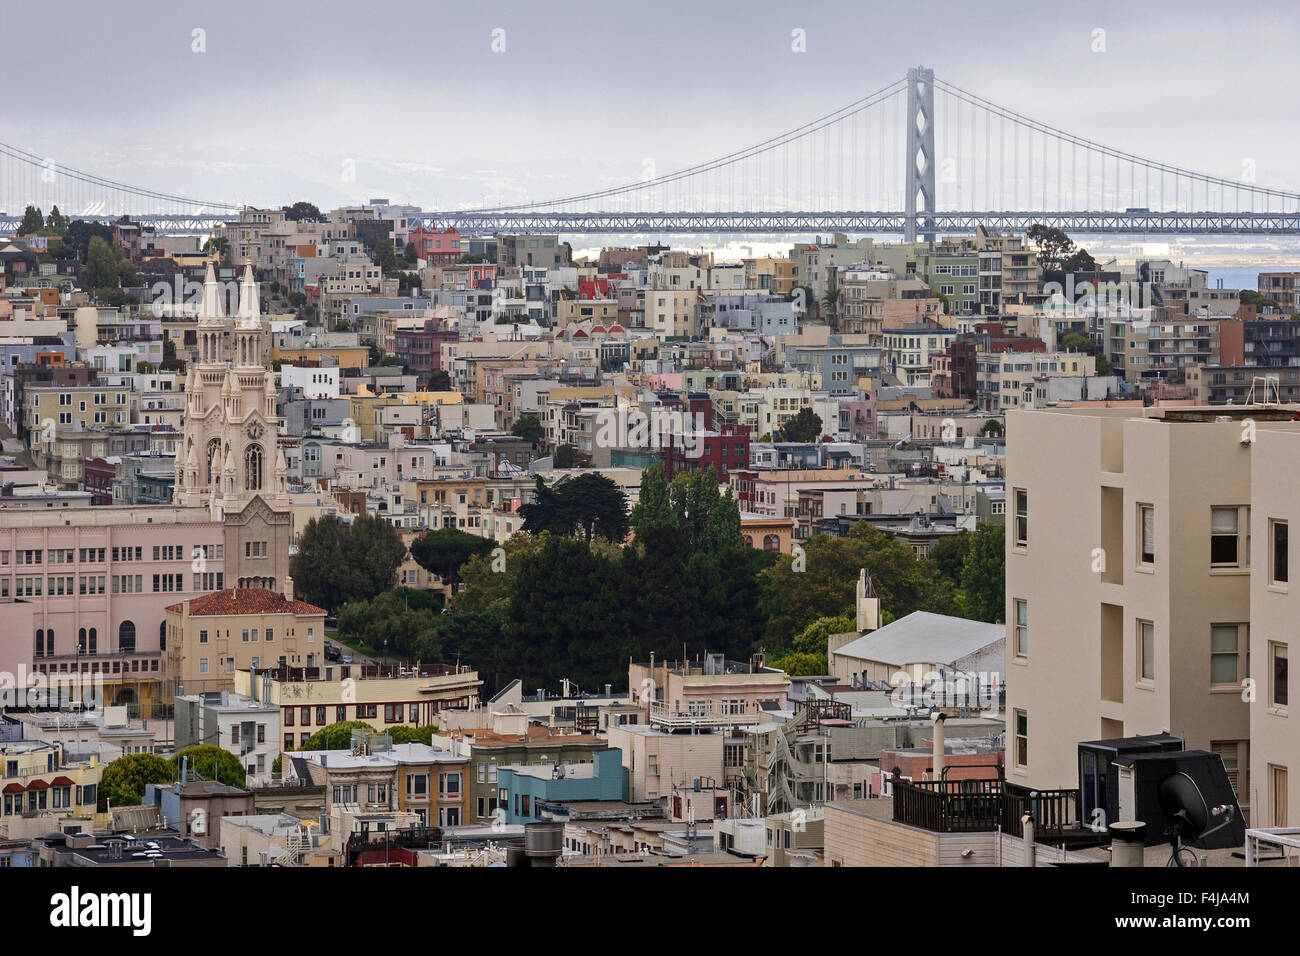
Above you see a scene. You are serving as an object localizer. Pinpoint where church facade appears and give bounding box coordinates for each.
[174,265,293,593]
[0,264,294,715]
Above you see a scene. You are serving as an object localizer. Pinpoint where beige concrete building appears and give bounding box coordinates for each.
[234,663,481,753]
[606,724,726,803]
[629,656,790,729]
[164,587,328,694]
[219,812,338,867]
[1248,428,1300,827]
[1004,404,1300,822]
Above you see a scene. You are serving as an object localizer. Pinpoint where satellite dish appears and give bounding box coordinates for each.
[1156,771,1235,867]
[1157,772,1208,840]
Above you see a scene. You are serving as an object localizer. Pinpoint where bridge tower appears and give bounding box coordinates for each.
[903,65,937,243]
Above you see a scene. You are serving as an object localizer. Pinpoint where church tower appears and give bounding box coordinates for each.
[174,263,291,592]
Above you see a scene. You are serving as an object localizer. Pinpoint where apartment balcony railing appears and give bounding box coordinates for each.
[891,775,1098,847]
[648,703,761,731]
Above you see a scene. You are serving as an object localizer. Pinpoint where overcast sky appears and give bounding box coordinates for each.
[3,0,1298,215]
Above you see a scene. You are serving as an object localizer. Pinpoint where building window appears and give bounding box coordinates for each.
[1014,599,1028,657]
[1211,506,1247,568]
[1211,741,1241,799]
[1271,642,1289,710]
[1211,624,1244,686]
[1013,488,1028,547]
[1138,504,1155,565]
[1138,620,1155,683]
[118,620,136,654]
[1272,519,1289,585]
[1013,710,1028,768]
[245,444,263,491]
[407,773,428,798]
[1271,765,1289,828]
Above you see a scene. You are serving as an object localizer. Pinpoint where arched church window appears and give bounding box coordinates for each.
[245,444,263,491]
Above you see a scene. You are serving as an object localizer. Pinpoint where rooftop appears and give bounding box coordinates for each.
[167,587,326,618]
[833,611,1004,668]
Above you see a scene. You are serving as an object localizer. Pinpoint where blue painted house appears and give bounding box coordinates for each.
[497,749,628,824]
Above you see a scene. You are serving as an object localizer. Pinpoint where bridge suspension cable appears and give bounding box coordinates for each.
[470,77,908,213]
[932,77,1300,213]
[0,139,239,216]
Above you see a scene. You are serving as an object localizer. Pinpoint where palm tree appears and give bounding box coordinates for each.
[821,288,842,332]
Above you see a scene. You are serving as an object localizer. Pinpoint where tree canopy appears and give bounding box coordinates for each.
[295,721,377,752]
[282,201,323,222]
[290,514,408,612]
[511,413,544,444]
[170,745,246,789]
[519,473,629,542]
[99,753,173,810]
[758,524,959,652]
[776,407,824,443]
[410,527,497,594]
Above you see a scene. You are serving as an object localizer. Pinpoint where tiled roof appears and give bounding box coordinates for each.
[167,588,326,618]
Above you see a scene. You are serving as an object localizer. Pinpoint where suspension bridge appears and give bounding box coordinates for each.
[3,66,1299,238]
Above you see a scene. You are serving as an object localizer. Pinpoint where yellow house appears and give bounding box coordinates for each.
[0,741,102,838]
[165,588,329,695]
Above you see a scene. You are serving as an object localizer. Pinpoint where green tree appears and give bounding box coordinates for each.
[1061,248,1097,273]
[296,721,377,751]
[504,535,632,691]
[1240,289,1280,312]
[959,523,1006,623]
[64,220,115,259]
[387,724,439,745]
[978,419,1004,437]
[511,413,544,444]
[45,205,68,233]
[519,473,629,542]
[18,205,44,235]
[1026,223,1075,272]
[776,407,823,443]
[552,443,580,468]
[758,525,958,650]
[290,514,407,612]
[767,651,827,676]
[99,753,173,810]
[372,238,398,275]
[84,235,120,289]
[410,527,497,595]
[170,745,246,789]
[455,532,549,614]
[282,201,323,222]
[769,612,856,674]
[427,370,452,391]
[631,464,742,555]
[927,532,973,584]
[403,242,419,265]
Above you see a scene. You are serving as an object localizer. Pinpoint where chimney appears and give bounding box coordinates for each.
[1022,810,1037,868]
[931,712,946,782]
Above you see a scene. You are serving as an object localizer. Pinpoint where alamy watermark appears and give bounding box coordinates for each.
[593,407,707,457]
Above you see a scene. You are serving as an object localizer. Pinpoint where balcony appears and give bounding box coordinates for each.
[890,775,1102,847]
[648,702,761,731]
